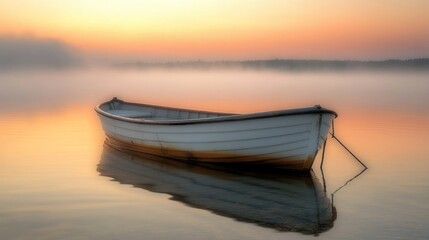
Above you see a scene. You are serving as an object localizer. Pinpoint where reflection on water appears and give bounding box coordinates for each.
[98,144,336,235]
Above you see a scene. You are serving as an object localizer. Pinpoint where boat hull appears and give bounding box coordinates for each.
[97,104,335,171]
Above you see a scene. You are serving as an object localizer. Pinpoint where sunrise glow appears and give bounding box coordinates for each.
[1,0,428,60]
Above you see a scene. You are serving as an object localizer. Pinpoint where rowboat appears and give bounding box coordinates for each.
[98,145,336,234]
[95,97,337,171]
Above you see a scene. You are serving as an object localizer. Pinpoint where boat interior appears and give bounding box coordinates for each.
[100,99,233,120]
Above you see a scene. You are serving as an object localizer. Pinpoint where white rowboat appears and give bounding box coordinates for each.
[95,98,337,171]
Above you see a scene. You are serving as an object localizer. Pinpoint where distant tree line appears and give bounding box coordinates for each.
[114,58,429,71]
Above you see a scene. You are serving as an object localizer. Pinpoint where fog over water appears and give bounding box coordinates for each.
[1,35,426,116]
[0,35,82,70]
[0,68,428,116]
[1,35,428,72]
[0,36,428,240]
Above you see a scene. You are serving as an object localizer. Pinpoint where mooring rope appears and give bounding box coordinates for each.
[329,119,368,169]
[320,140,328,192]
[319,118,368,193]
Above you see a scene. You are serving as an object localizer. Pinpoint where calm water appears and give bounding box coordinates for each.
[0,69,428,239]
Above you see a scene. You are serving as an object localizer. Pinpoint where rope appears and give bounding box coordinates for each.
[329,119,368,169]
[319,119,368,200]
[320,139,328,192]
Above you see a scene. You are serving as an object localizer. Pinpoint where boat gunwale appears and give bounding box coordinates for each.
[95,99,338,126]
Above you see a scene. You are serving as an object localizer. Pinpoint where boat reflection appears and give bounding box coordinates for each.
[98,144,337,235]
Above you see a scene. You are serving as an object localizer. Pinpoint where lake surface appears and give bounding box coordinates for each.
[0,68,428,239]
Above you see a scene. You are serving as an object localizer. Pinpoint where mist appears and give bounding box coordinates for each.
[1,35,428,73]
[0,35,82,71]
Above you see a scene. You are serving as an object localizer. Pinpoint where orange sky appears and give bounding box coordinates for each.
[1,0,429,60]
